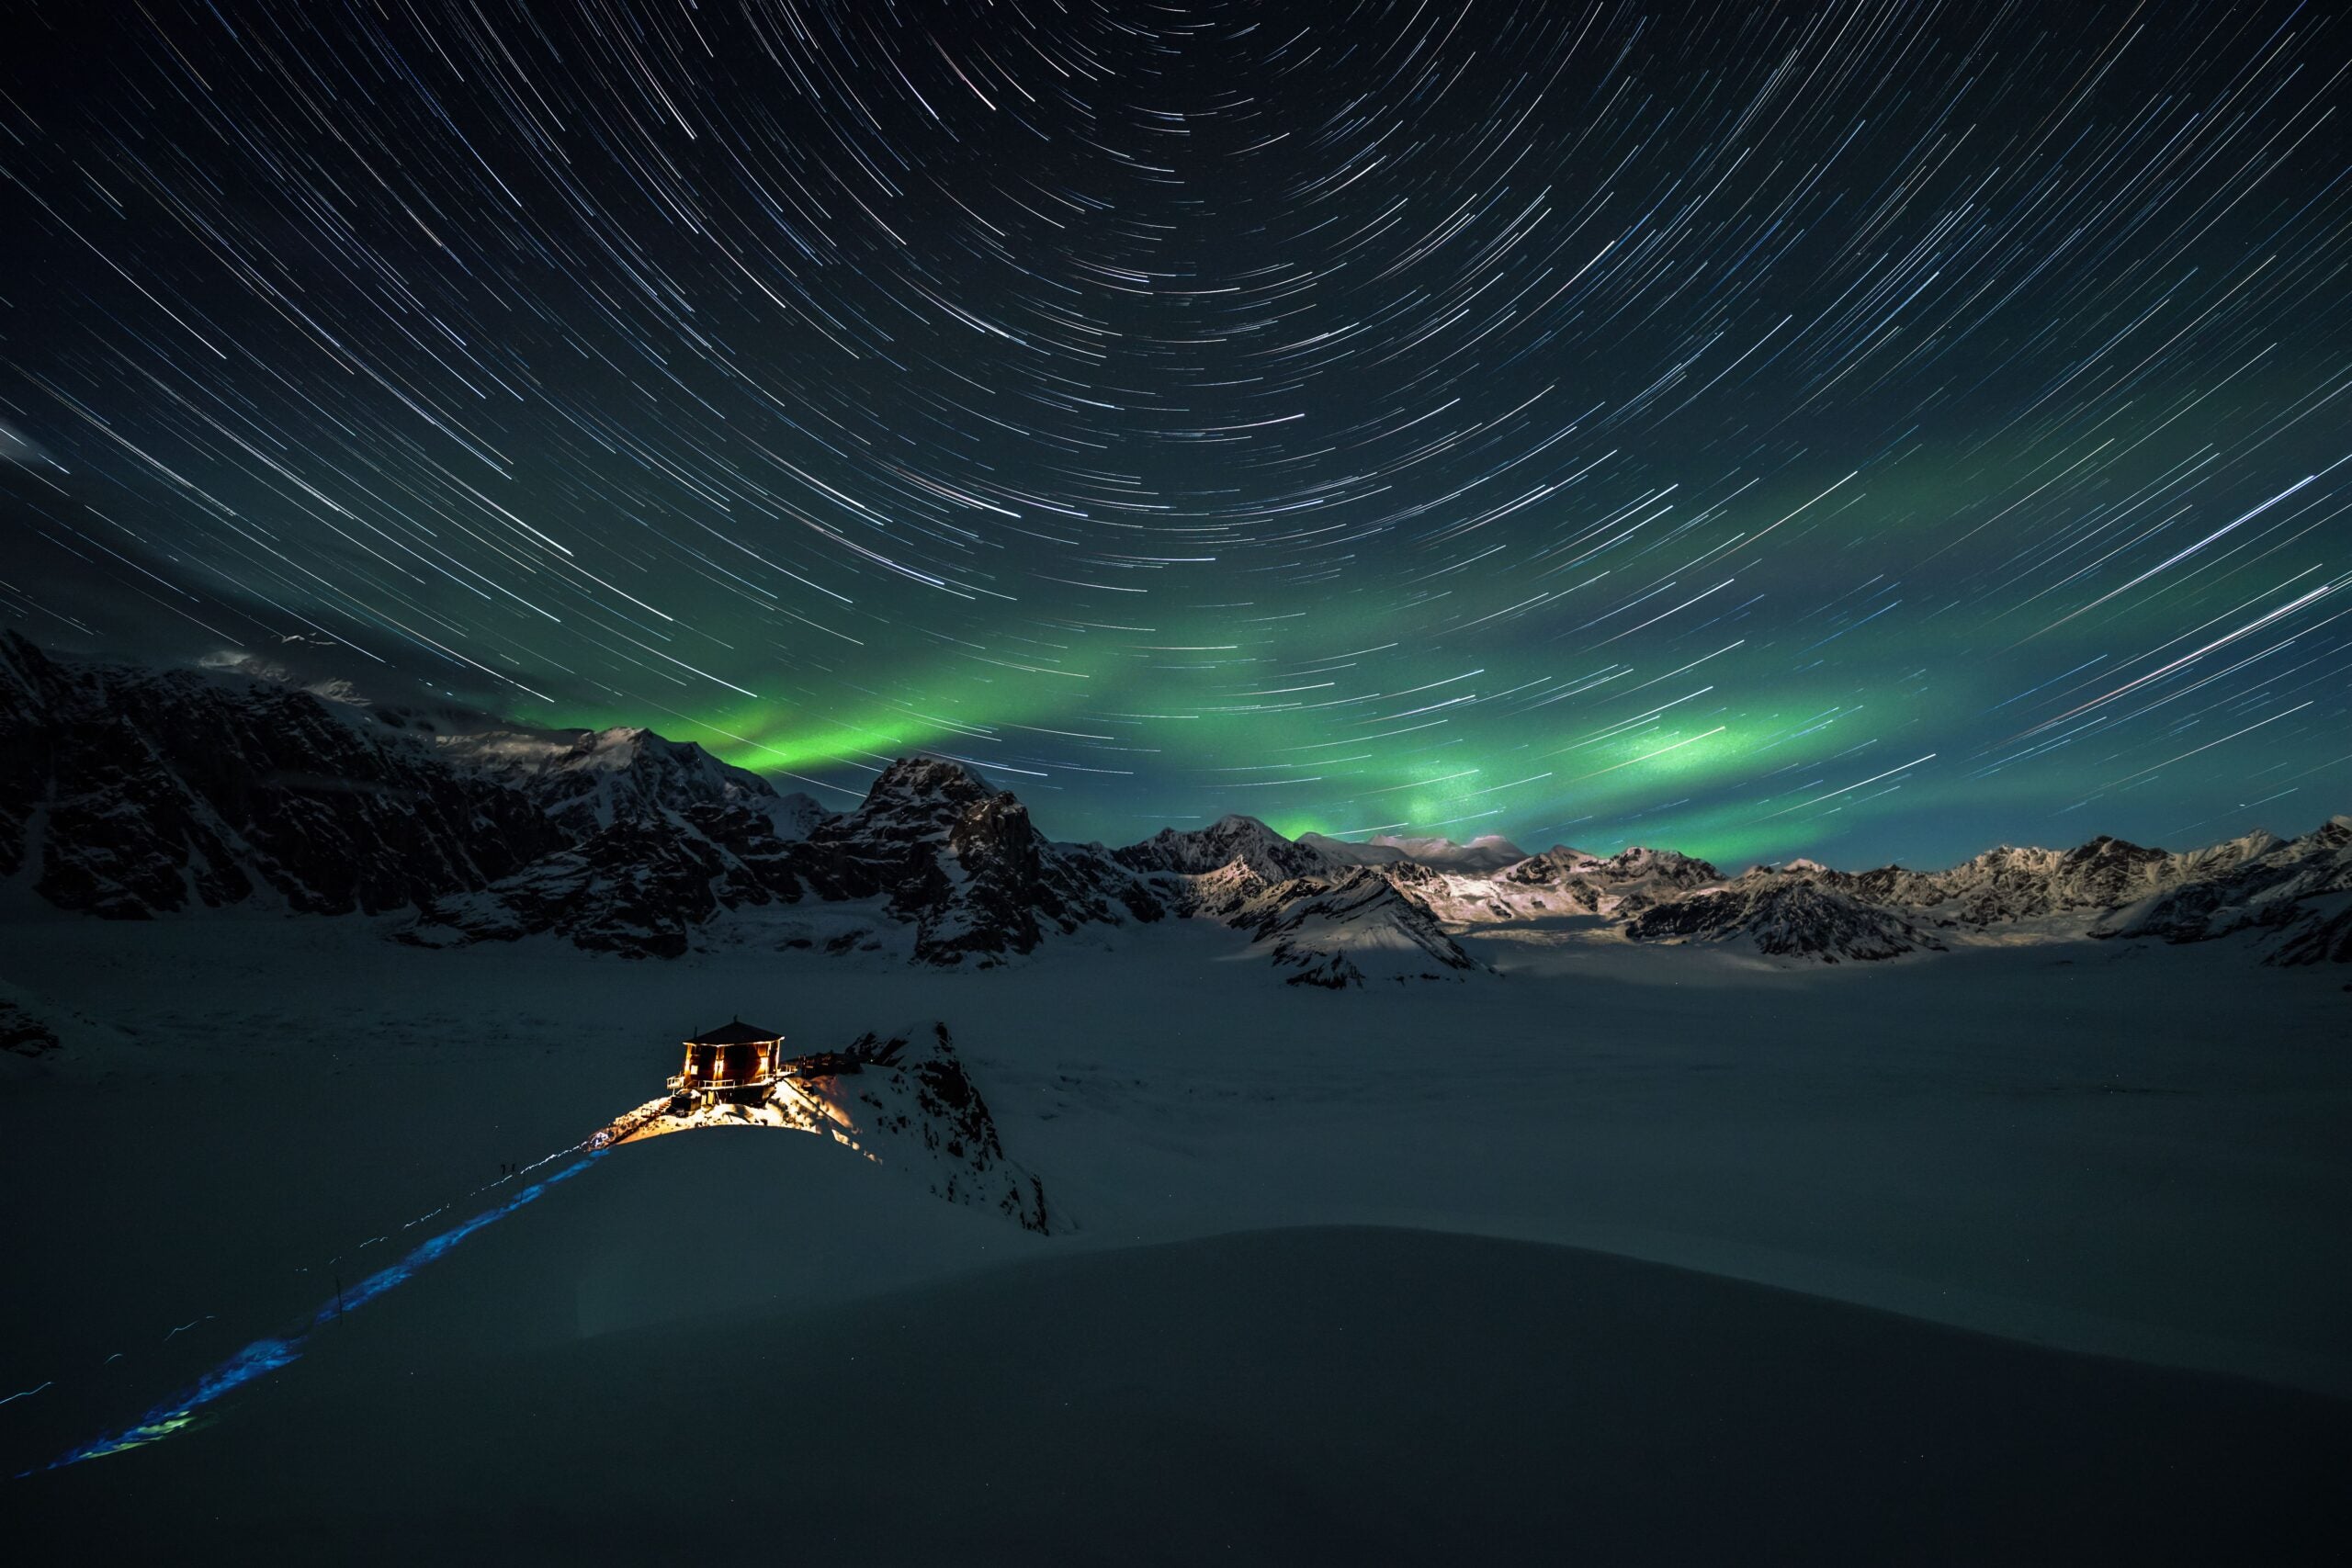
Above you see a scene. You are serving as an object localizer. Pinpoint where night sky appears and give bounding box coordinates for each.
[3,0,2347,868]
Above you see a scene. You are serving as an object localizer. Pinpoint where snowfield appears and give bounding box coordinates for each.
[4,865,2348,1556]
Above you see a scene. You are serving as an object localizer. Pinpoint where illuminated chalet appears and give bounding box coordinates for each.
[669,1018,785,1108]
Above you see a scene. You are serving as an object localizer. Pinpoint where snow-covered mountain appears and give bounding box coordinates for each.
[1220,866,1493,987]
[2094,817,2352,961]
[795,757,1165,966]
[1623,869,1947,963]
[1295,830,1526,873]
[1116,814,1337,882]
[401,800,826,959]
[1365,832,1528,872]
[1821,835,2252,925]
[6,637,2347,970]
[1381,843,1724,925]
[0,632,564,918]
[1606,826,2349,965]
[1295,832,1411,867]
[438,723,826,840]
[412,755,1168,964]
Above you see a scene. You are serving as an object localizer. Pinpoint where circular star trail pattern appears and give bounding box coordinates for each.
[2,0,2348,866]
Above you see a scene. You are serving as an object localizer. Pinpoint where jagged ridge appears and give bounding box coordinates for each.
[6,636,2348,969]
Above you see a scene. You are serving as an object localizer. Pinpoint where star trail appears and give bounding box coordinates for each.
[2,0,2347,865]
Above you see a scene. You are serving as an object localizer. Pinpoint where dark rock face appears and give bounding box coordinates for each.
[0,633,562,918]
[1625,874,1946,963]
[2270,905,2352,966]
[1,998,60,1058]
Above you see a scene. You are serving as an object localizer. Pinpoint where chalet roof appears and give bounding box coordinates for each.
[686,1019,785,1046]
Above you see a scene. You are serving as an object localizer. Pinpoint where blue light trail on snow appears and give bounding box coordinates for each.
[28,1153,601,1474]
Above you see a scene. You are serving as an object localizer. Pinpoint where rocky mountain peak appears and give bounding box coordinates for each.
[1114,813,1329,882]
[861,755,998,809]
[820,757,1007,856]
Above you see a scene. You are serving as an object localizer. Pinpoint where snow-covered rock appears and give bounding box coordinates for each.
[1224,866,1492,987]
[1564,844,1725,890]
[616,1021,1061,1232]
[1378,842,1723,925]
[1624,869,1947,963]
[439,724,825,840]
[410,755,1164,964]
[1829,830,2283,927]
[2093,817,2352,964]
[1119,818,1345,888]
[402,801,822,959]
[803,758,1164,966]
[1116,814,1338,883]
[0,996,59,1058]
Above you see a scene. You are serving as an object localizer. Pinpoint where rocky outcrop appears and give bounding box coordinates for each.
[1530,844,1724,892]
[626,1021,1061,1232]
[2269,904,2352,965]
[1,998,60,1058]
[845,1022,1058,1231]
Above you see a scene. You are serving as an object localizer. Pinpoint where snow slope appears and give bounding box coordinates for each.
[1,904,2346,1553]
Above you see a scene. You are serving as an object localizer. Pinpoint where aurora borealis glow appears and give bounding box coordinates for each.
[3,1,2347,867]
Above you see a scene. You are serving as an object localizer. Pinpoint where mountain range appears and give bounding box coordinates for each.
[3,634,2346,979]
